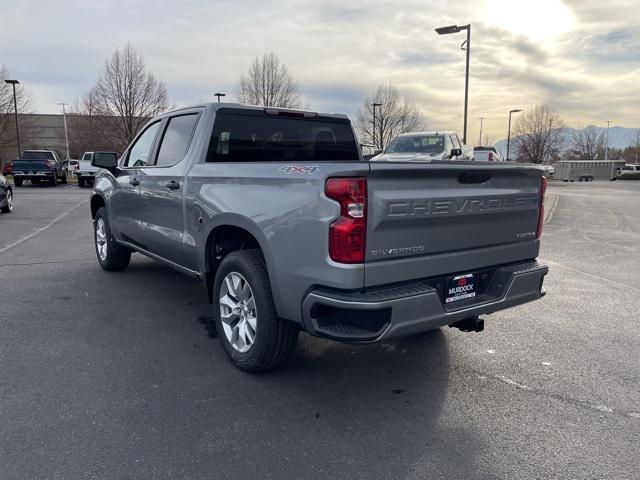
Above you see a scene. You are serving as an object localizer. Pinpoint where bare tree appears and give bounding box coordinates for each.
[356,84,424,150]
[91,44,168,148]
[513,105,564,164]
[571,126,604,160]
[68,88,124,157]
[0,63,33,161]
[236,53,301,108]
[480,133,496,147]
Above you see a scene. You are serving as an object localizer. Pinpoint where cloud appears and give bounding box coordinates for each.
[0,0,638,140]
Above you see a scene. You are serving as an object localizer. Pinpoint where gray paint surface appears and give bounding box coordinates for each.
[92,102,545,329]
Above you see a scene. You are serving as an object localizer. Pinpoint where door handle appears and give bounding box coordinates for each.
[165,180,180,190]
[129,178,140,186]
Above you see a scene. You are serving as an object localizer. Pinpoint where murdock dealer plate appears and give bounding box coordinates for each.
[445,273,477,303]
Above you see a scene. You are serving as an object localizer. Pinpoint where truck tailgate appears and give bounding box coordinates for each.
[365,162,543,287]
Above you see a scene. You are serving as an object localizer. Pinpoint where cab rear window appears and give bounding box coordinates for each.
[207,111,360,162]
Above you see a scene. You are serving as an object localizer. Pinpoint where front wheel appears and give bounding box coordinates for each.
[213,249,298,372]
[94,207,131,271]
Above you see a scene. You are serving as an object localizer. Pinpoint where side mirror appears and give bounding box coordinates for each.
[450,148,462,158]
[373,149,383,155]
[92,152,118,169]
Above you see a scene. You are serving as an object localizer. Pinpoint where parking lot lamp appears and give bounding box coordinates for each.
[436,24,471,144]
[4,79,21,159]
[506,109,522,161]
[214,92,226,103]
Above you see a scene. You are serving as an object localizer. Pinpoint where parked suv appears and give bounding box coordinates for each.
[90,103,548,372]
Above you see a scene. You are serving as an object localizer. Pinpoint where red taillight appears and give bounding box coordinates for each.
[536,176,548,238]
[325,177,367,263]
[45,159,55,168]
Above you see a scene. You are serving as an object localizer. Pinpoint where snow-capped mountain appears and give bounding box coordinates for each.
[494,125,639,158]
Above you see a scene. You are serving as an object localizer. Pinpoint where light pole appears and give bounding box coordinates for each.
[635,129,639,164]
[436,23,471,144]
[58,102,70,164]
[478,117,484,146]
[372,102,382,150]
[214,92,226,103]
[506,109,522,161]
[605,120,611,160]
[4,79,21,159]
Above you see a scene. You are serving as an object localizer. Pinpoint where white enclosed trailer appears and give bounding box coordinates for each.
[555,160,625,182]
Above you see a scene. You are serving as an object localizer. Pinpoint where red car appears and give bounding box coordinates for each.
[1,160,13,176]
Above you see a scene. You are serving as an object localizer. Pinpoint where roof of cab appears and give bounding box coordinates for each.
[156,102,350,121]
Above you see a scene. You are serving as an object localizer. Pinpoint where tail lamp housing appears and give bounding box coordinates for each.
[325,177,367,263]
[536,176,548,238]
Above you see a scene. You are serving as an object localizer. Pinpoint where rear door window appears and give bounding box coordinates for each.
[207,111,360,162]
[155,114,199,167]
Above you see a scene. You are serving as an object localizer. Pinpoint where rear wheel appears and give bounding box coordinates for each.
[213,249,298,372]
[78,177,86,188]
[14,178,23,187]
[49,172,58,186]
[60,174,68,184]
[1,189,12,213]
[94,207,131,271]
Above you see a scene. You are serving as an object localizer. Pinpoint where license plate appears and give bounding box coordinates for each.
[445,273,478,303]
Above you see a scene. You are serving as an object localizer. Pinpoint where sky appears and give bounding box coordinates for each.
[1,0,638,140]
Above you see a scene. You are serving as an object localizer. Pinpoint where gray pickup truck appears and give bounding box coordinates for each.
[90,103,548,372]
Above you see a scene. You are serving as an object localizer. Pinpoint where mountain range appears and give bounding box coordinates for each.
[494,125,640,158]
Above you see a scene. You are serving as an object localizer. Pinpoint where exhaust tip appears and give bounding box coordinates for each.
[449,316,484,333]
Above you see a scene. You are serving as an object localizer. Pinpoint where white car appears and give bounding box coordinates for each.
[473,146,504,162]
[371,131,473,162]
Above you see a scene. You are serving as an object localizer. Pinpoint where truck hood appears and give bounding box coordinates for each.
[370,152,445,162]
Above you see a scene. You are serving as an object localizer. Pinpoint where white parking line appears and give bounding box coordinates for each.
[0,199,89,255]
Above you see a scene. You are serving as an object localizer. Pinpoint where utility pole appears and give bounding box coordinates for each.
[372,103,382,150]
[4,79,21,159]
[58,102,70,165]
[635,129,639,164]
[605,120,611,161]
[478,117,484,146]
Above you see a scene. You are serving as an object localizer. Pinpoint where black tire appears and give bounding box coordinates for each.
[1,189,12,213]
[13,178,22,187]
[94,207,131,271]
[78,177,86,188]
[49,172,58,186]
[213,249,298,372]
[60,174,68,184]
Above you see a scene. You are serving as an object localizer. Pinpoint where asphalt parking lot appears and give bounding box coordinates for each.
[1,181,639,479]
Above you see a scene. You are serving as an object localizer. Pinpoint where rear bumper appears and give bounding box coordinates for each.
[12,172,55,179]
[302,260,548,342]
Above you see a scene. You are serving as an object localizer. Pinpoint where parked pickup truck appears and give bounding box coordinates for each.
[74,152,103,188]
[11,150,68,186]
[90,103,548,372]
[371,131,474,162]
